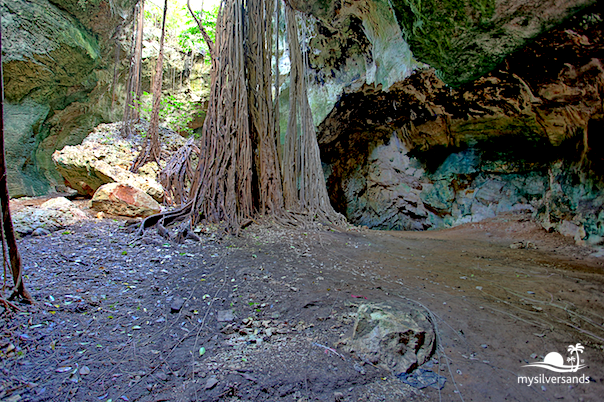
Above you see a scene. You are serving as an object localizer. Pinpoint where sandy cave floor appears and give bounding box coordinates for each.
[1,198,604,402]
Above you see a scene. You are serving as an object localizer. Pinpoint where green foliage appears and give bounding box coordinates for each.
[144,1,218,60]
[130,1,214,137]
[160,94,195,136]
[580,13,602,29]
[178,6,219,57]
[132,91,196,136]
[391,0,497,85]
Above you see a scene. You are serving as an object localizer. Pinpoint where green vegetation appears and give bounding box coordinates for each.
[391,0,497,85]
[178,6,218,57]
[133,1,217,136]
[145,0,218,61]
[132,91,197,136]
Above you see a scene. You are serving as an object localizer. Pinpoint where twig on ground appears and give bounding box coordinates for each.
[311,342,345,360]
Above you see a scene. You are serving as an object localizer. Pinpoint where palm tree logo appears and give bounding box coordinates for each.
[523,343,587,373]
[567,343,585,372]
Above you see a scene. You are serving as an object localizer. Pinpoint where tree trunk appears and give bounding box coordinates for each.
[246,0,283,215]
[132,0,145,121]
[188,0,253,233]
[0,28,33,305]
[281,1,344,224]
[121,0,144,138]
[111,23,123,110]
[131,0,167,172]
[139,0,346,238]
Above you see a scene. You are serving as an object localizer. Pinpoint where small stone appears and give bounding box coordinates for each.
[334,391,344,401]
[79,366,90,375]
[205,377,218,390]
[217,310,234,322]
[156,372,168,381]
[510,242,525,249]
[170,296,185,313]
[31,228,51,237]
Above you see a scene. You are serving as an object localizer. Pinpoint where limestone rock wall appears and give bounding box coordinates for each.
[320,4,604,244]
[292,0,596,88]
[2,0,138,197]
[2,0,209,197]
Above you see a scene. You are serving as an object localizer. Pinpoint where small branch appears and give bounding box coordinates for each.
[187,0,215,60]
[311,342,345,360]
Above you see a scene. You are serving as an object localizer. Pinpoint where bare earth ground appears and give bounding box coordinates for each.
[1,198,604,402]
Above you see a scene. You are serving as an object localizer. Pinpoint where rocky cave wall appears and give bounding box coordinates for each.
[310,2,604,244]
[1,0,141,197]
[1,0,208,197]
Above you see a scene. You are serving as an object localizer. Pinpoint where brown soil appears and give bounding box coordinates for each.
[1,201,603,402]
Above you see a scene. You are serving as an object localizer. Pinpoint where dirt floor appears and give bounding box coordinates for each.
[1,199,604,402]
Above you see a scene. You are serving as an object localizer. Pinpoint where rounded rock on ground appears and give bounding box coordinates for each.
[12,197,87,235]
[91,183,161,218]
[345,301,436,375]
[31,227,51,236]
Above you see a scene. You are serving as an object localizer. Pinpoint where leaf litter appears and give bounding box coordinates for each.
[1,211,604,401]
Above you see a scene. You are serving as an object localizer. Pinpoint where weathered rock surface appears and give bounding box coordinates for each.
[13,197,87,235]
[91,183,161,218]
[1,0,138,197]
[344,302,436,374]
[321,6,604,244]
[53,122,186,201]
[282,0,594,133]
[1,0,208,197]
[294,0,595,88]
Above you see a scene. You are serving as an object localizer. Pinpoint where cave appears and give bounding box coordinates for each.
[1,0,603,400]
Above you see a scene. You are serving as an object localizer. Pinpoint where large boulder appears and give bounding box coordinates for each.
[52,122,187,202]
[344,302,436,374]
[12,197,87,235]
[91,183,161,218]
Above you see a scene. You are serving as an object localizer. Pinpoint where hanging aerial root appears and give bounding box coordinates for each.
[1,297,20,312]
[137,201,193,237]
[160,138,200,206]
